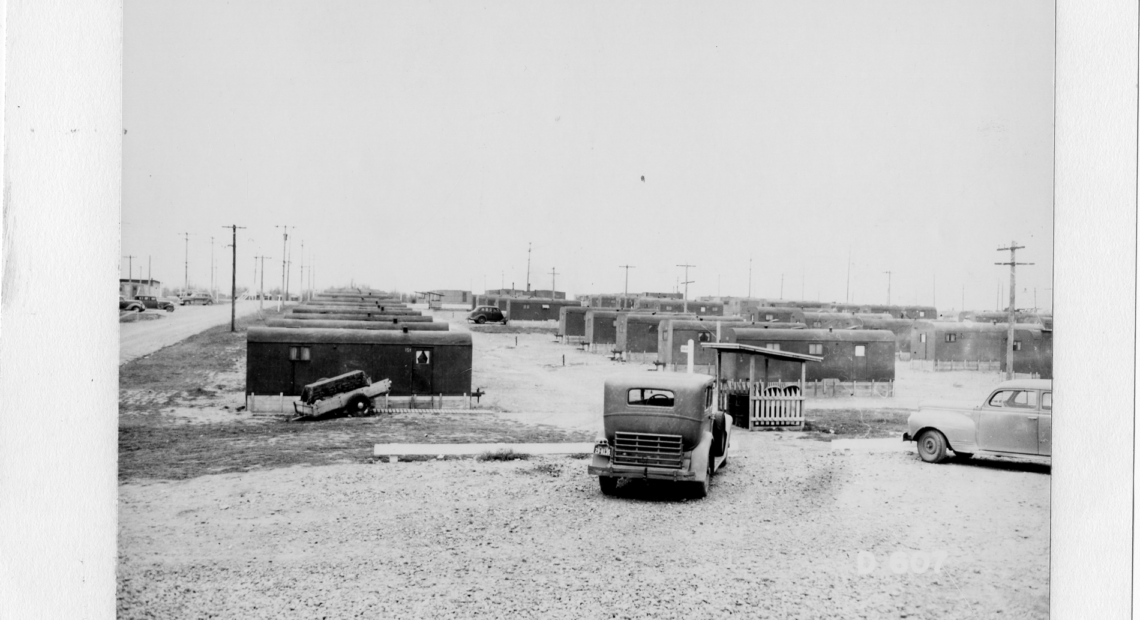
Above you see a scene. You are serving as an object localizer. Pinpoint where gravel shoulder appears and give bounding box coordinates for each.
[119,433,1049,619]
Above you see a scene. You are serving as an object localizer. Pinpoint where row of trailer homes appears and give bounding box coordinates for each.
[246,290,473,400]
[555,296,1052,381]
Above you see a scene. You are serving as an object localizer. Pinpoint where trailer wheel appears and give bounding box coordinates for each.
[344,394,372,417]
[599,476,618,496]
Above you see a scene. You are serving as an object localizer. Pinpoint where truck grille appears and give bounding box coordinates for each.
[612,432,684,469]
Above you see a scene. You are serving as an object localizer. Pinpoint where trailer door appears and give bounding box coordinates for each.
[412,348,434,394]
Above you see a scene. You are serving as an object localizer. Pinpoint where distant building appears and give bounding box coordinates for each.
[119,278,160,298]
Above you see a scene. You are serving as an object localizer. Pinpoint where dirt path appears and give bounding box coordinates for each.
[119,301,271,365]
[118,434,1049,619]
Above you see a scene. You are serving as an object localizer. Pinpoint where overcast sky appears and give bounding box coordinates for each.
[123,0,1055,311]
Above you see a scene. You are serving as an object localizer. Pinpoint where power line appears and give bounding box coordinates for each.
[275,225,293,310]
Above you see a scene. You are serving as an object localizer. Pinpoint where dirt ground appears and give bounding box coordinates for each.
[118,307,1050,619]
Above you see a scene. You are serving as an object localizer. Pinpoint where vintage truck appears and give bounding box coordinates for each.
[903,379,1052,463]
[588,372,731,498]
[291,370,392,420]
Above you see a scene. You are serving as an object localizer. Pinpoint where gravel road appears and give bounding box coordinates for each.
[118,433,1049,619]
[119,301,270,365]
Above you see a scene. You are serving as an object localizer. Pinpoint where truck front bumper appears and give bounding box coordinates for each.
[587,464,696,481]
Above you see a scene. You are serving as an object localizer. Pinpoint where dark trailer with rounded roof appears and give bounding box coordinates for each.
[265,318,449,331]
[614,312,696,354]
[246,327,471,397]
[722,328,896,382]
[560,305,614,340]
[909,321,1050,377]
[658,318,797,368]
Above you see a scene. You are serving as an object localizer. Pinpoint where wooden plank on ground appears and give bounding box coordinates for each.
[373,443,594,457]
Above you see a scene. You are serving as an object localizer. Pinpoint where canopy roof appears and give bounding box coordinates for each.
[701,342,823,364]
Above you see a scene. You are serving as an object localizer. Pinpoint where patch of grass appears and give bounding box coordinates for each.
[469,325,557,335]
[119,309,282,406]
[802,408,913,440]
[119,412,591,482]
[476,448,530,462]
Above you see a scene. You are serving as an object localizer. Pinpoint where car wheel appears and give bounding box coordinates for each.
[344,394,372,417]
[475,316,487,324]
[599,476,618,496]
[165,307,174,312]
[917,429,949,463]
[135,306,144,312]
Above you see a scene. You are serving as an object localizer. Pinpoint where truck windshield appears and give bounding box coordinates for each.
[628,389,674,407]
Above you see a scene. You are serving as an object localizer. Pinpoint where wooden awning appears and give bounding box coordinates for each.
[701,342,823,364]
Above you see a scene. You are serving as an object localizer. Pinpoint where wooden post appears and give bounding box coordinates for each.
[749,357,756,383]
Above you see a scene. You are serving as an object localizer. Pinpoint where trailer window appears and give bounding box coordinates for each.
[918,311,926,317]
[809,343,823,355]
[766,343,780,351]
[628,389,675,407]
[289,346,311,361]
[919,333,926,343]
[1042,392,1051,411]
[945,334,958,343]
[854,345,866,357]
[1012,340,1022,351]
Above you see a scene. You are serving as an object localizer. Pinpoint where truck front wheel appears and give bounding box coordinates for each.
[599,476,618,496]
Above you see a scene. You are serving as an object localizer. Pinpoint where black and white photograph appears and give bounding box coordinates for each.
[0,1,1136,618]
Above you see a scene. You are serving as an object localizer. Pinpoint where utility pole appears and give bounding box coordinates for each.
[883,270,892,305]
[676,264,695,312]
[619,265,634,308]
[550,267,559,299]
[121,255,136,297]
[223,225,246,331]
[275,225,292,310]
[179,232,191,296]
[299,241,305,303]
[747,256,752,299]
[255,255,271,310]
[845,248,851,303]
[526,242,532,294]
[996,241,1033,380]
[210,236,215,301]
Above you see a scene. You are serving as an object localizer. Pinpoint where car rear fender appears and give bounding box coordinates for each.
[689,431,715,482]
[908,409,978,454]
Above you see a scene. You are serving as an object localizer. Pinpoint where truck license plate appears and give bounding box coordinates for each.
[594,444,611,457]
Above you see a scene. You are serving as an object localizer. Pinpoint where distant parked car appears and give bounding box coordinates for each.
[467,305,507,325]
[179,293,214,306]
[119,296,145,312]
[136,295,175,312]
[904,379,1052,463]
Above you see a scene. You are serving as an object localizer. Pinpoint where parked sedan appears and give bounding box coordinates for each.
[136,295,175,312]
[119,296,145,312]
[467,305,508,325]
[179,294,215,306]
[904,379,1052,463]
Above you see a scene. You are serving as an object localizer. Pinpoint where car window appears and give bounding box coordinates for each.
[987,390,1014,407]
[1007,390,1038,408]
[1041,392,1052,411]
[627,388,675,407]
